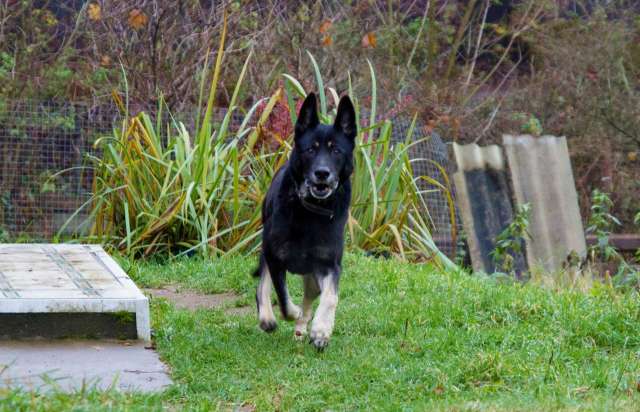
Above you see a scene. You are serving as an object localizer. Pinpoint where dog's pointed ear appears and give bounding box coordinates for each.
[295,93,319,138]
[334,95,356,140]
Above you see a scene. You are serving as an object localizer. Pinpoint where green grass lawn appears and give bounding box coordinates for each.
[2,253,640,411]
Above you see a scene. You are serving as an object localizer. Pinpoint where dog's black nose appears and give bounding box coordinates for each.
[314,168,331,181]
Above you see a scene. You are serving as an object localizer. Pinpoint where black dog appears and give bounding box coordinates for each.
[253,92,357,350]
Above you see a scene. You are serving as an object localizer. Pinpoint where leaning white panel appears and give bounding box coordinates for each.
[503,135,587,272]
[0,244,151,342]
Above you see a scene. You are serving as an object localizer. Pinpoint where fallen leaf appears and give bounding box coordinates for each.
[88,3,101,21]
[43,10,58,26]
[100,55,111,66]
[319,20,332,34]
[128,9,148,30]
[494,24,508,35]
[433,385,445,395]
[362,31,377,48]
[628,152,637,161]
[322,35,333,46]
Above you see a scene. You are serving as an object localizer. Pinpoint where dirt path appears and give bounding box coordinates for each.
[144,285,252,316]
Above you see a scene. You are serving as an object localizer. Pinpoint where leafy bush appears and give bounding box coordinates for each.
[490,203,531,276]
[82,17,262,257]
[80,21,454,268]
[580,190,640,292]
[4,1,639,227]
[586,190,621,263]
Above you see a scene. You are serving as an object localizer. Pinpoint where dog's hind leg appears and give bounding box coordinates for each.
[294,275,320,340]
[269,265,302,322]
[256,260,277,332]
[309,268,340,350]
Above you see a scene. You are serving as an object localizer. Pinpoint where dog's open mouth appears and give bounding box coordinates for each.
[300,179,339,200]
[310,182,332,199]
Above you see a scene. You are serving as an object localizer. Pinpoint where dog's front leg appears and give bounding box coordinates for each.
[294,275,320,340]
[309,269,340,350]
[256,265,277,332]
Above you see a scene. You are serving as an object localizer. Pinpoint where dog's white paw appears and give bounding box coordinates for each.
[259,318,277,333]
[285,303,302,321]
[309,327,331,350]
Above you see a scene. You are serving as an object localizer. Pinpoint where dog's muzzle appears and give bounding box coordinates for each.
[301,179,339,200]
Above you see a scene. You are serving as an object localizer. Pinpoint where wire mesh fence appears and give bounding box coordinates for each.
[0,101,113,240]
[390,116,462,258]
[0,100,461,258]
[0,100,241,241]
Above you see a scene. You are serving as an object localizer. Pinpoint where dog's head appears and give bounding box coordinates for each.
[291,93,357,200]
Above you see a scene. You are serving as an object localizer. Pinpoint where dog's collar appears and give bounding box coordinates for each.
[299,196,335,219]
[292,178,336,219]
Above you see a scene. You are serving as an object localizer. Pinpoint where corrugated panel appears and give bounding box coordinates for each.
[453,143,527,275]
[503,135,587,272]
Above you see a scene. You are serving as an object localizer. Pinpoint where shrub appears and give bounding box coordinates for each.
[490,203,531,276]
[78,21,455,269]
[586,189,621,264]
[5,1,639,228]
[81,16,263,257]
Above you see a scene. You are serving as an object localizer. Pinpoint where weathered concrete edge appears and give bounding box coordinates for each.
[0,298,151,342]
[0,244,151,342]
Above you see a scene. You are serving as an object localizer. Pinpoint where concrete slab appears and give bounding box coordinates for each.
[0,340,172,392]
[0,244,150,341]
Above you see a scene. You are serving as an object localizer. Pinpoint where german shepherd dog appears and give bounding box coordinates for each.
[253,92,357,350]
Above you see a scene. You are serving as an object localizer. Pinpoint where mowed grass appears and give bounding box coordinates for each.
[2,253,640,411]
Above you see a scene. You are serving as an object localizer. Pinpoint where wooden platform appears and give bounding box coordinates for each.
[0,244,150,341]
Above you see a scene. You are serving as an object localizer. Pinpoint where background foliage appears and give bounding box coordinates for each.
[86,27,454,266]
[1,0,638,225]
